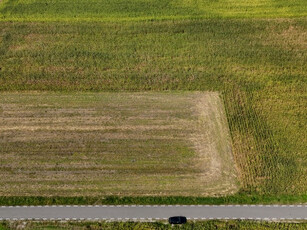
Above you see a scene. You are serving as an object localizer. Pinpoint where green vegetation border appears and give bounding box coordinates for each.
[1,193,307,206]
[2,220,307,230]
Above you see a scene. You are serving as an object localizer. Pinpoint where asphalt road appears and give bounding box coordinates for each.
[1,205,307,221]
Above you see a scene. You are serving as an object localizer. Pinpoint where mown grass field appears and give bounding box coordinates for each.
[0,0,306,21]
[0,92,237,196]
[2,220,307,230]
[0,0,306,204]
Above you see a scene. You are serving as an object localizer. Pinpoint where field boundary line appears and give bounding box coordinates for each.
[1,205,307,208]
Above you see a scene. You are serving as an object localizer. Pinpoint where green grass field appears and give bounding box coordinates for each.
[0,0,306,205]
[0,0,306,21]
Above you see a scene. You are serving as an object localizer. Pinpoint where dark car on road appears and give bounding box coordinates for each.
[168,216,187,224]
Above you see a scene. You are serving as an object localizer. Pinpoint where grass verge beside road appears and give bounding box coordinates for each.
[1,194,307,206]
[2,220,307,230]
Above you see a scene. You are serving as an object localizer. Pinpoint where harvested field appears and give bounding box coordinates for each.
[0,92,238,196]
